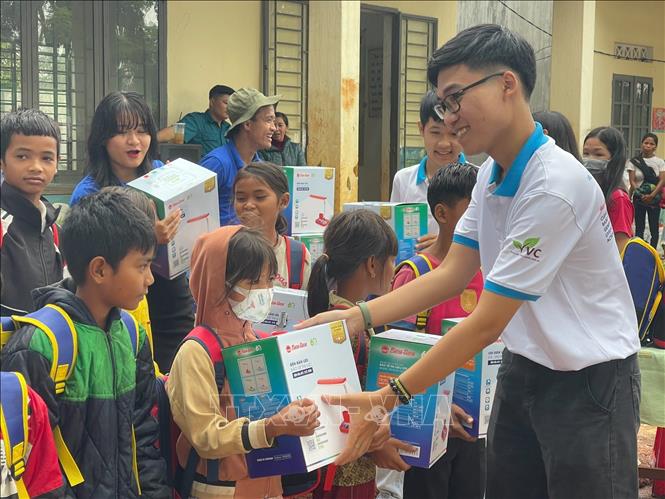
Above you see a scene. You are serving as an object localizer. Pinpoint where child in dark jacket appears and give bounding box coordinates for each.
[0,109,64,316]
[1,189,168,498]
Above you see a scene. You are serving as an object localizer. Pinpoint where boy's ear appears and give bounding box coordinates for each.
[418,121,425,137]
[434,202,448,225]
[88,256,110,284]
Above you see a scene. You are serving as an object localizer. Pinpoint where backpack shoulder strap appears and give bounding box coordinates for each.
[285,237,306,290]
[0,208,13,250]
[6,308,84,488]
[0,371,30,498]
[13,304,77,394]
[394,254,435,330]
[184,325,226,391]
[1,316,17,347]
[119,310,140,358]
[394,253,435,278]
[51,223,59,247]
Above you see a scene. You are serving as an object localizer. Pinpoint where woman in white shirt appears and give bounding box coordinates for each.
[626,133,665,248]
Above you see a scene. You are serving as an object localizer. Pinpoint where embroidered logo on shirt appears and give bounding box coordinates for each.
[511,237,542,261]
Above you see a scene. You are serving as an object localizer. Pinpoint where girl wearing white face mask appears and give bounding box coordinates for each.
[582,126,633,253]
[166,226,320,499]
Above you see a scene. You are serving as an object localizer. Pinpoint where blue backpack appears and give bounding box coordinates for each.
[621,237,665,346]
[1,305,140,490]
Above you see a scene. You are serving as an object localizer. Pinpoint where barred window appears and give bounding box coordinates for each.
[263,0,308,151]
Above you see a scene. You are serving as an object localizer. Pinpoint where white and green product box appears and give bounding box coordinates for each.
[254,288,309,334]
[442,318,504,438]
[342,202,428,263]
[224,320,361,478]
[293,233,325,262]
[365,329,455,468]
[128,158,219,279]
[280,166,335,235]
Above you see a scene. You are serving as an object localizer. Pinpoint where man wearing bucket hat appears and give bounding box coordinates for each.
[200,88,280,225]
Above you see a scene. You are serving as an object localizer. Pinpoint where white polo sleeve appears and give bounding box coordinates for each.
[452,182,480,250]
[485,192,583,301]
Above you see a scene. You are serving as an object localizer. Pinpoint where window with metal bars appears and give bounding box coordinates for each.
[0,1,165,194]
[611,74,654,156]
[262,0,308,152]
[399,15,437,170]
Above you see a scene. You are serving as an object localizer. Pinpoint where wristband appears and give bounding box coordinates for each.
[389,378,411,405]
[394,377,412,400]
[355,300,373,330]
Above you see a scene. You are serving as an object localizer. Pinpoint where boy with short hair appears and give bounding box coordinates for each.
[391,90,464,237]
[378,163,485,499]
[1,190,169,498]
[0,109,64,316]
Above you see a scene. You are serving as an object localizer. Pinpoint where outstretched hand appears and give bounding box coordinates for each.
[322,390,393,466]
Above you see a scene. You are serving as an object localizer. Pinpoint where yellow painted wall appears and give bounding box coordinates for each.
[361,0,457,46]
[591,0,665,146]
[166,0,262,125]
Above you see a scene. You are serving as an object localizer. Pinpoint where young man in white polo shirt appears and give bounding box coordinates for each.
[301,24,641,499]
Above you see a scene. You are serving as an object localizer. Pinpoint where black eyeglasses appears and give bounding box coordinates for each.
[434,72,505,119]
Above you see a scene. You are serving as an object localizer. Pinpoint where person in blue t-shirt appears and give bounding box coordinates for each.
[70,91,194,371]
[199,88,279,226]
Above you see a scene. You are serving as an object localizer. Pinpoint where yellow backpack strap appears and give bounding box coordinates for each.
[119,310,143,493]
[13,304,78,394]
[0,372,30,499]
[11,305,84,487]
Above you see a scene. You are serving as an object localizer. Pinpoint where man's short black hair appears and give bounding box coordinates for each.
[61,189,156,285]
[420,91,443,126]
[1,108,61,160]
[209,85,235,100]
[427,162,478,216]
[427,24,536,100]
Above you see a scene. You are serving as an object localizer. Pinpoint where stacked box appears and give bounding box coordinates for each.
[254,288,309,334]
[365,329,455,468]
[280,166,335,235]
[224,321,361,477]
[442,318,504,437]
[128,158,220,279]
[342,202,428,263]
[293,233,325,262]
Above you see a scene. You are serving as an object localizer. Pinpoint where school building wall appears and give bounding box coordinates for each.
[166,1,263,125]
[591,0,665,146]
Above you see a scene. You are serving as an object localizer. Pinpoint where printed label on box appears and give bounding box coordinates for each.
[281,167,335,235]
[442,318,504,437]
[366,329,454,468]
[224,321,361,477]
[128,159,220,279]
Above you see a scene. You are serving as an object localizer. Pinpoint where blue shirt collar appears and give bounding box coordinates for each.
[416,156,428,185]
[228,139,261,170]
[416,152,468,185]
[489,122,547,197]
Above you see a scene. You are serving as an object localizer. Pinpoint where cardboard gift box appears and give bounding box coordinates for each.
[224,320,361,477]
[254,288,309,334]
[292,233,325,262]
[280,166,335,235]
[442,318,504,438]
[342,202,428,263]
[128,158,219,279]
[366,329,455,468]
